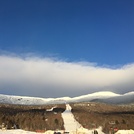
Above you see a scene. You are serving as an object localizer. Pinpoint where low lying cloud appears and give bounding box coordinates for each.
[0,55,134,98]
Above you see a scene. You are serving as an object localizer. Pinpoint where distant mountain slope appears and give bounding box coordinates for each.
[98,92,134,104]
[0,91,134,105]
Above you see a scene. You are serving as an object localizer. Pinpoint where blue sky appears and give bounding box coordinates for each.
[0,0,134,97]
[0,0,134,65]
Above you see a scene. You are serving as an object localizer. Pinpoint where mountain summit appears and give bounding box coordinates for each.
[0,91,134,105]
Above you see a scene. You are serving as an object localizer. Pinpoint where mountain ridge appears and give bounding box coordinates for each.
[0,91,134,105]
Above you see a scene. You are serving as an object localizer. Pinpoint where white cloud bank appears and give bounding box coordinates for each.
[0,55,134,97]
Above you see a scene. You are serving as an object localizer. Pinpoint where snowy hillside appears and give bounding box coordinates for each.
[0,91,134,105]
[98,92,134,104]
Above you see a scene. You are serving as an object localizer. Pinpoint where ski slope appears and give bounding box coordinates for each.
[61,104,82,132]
[62,104,105,134]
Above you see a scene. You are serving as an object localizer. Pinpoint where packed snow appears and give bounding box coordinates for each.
[61,104,82,131]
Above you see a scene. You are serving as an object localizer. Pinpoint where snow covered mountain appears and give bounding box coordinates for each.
[0,91,134,105]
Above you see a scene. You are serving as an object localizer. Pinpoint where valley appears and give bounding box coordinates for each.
[0,102,134,133]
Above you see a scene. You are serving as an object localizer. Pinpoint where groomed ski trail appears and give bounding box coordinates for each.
[61,104,82,132]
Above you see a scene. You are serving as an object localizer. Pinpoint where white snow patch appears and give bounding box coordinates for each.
[46,106,57,111]
[0,129,36,134]
[115,129,134,134]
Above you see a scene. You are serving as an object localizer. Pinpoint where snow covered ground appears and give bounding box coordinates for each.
[0,129,36,134]
[0,129,134,134]
[115,129,134,134]
[61,104,82,132]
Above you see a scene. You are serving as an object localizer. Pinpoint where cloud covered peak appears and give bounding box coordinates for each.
[0,55,134,98]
